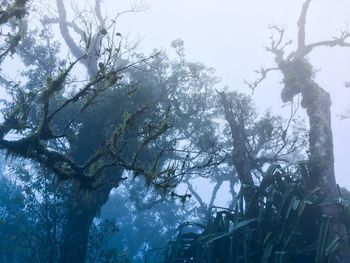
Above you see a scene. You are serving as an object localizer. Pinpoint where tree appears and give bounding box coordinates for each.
[99,177,200,263]
[0,162,128,263]
[217,91,306,214]
[153,86,309,262]
[0,1,222,261]
[0,0,29,64]
[0,0,28,25]
[3,1,347,262]
[159,1,350,262]
[246,0,350,261]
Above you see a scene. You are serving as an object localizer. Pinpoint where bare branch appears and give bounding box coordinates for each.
[42,16,85,36]
[208,179,223,208]
[265,25,292,64]
[56,0,85,60]
[111,2,148,23]
[243,67,279,92]
[0,136,87,184]
[303,30,350,55]
[185,181,207,212]
[293,1,350,58]
[297,0,311,53]
[94,0,105,27]
[273,98,301,158]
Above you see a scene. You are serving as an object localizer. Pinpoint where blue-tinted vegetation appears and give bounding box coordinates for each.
[0,1,350,262]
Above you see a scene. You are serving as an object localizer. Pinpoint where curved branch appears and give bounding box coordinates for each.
[265,25,292,64]
[243,67,279,92]
[208,180,223,208]
[295,1,350,58]
[42,17,85,36]
[303,31,350,55]
[56,0,85,60]
[0,137,85,183]
[185,181,207,212]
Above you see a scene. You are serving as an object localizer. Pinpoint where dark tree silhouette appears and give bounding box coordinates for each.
[217,91,305,214]
[0,1,222,261]
[0,0,29,62]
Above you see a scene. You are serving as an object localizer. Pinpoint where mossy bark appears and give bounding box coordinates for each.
[58,182,113,263]
[280,59,350,262]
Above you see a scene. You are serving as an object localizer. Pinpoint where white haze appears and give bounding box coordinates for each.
[106,0,350,191]
[33,0,350,206]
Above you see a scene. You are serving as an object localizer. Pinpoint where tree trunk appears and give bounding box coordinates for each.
[280,59,350,262]
[218,92,256,214]
[58,182,113,263]
[305,83,350,262]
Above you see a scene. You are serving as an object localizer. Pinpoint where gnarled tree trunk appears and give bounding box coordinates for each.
[279,58,350,262]
[305,83,350,262]
[261,2,350,258]
[58,181,114,263]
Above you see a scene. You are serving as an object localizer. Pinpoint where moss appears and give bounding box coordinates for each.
[280,59,313,103]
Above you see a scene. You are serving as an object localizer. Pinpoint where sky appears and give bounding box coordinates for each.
[34,0,350,202]
[103,0,350,190]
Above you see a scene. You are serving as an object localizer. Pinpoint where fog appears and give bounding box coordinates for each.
[112,0,350,187]
[1,1,350,262]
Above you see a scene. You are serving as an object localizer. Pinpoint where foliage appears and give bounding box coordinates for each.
[0,15,222,261]
[99,176,203,263]
[0,162,66,263]
[0,1,348,262]
[161,163,344,263]
[87,218,131,263]
[0,162,136,263]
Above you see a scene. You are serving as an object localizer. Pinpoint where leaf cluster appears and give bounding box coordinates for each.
[160,163,342,263]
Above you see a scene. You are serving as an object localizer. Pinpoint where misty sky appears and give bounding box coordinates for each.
[37,0,350,192]
[106,0,350,189]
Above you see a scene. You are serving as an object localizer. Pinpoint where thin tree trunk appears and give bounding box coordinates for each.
[218,92,257,214]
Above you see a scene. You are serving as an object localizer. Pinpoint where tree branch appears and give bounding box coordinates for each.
[297,0,311,53]
[185,181,207,212]
[55,0,85,62]
[0,0,28,25]
[265,25,292,64]
[243,67,279,92]
[94,0,105,27]
[208,179,223,208]
[42,17,85,36]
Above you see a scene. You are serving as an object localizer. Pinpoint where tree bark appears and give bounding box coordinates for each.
[218,92,257,214]
[306,83,350,262]
[58,181,114,263]
[280,58,350,262]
